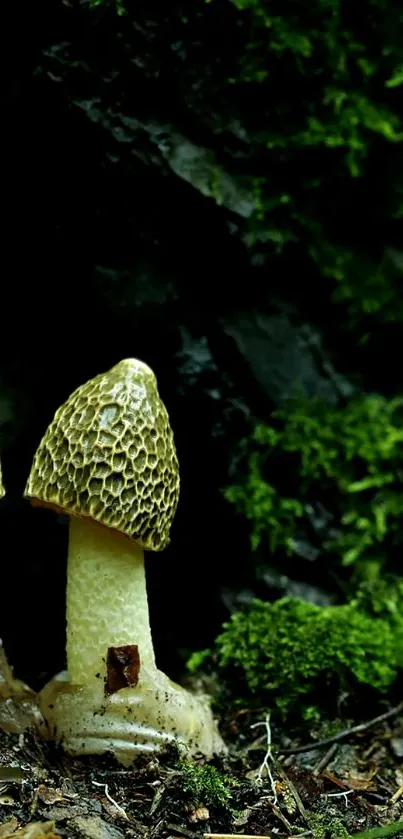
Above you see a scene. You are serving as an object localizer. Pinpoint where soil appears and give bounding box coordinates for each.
[2,649,403,839]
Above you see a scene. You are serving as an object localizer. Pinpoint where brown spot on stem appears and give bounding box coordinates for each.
[105,645,141,695]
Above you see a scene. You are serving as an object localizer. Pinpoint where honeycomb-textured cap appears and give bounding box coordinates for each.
[0,457,4,499]
[24,359,180,551]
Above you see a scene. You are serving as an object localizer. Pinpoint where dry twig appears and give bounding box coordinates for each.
[278,701,403,755]
[389,782,403,806]
[274,760,307,820]
[313,742,338,775]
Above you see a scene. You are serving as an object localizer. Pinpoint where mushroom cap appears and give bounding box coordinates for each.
[0,457,4,499]
[24,359,180,551]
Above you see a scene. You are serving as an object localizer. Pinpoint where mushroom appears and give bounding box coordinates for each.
[24,358,225,763]
[0,457,4,499]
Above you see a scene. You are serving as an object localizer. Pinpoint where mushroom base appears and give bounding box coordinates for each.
[38,669,227,764]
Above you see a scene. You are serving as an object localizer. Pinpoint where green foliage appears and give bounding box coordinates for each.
[225,392,403,567]
[220,0,403,173]
[326,248,403,334]
[177,760,239,809]
[188,594,403,718]
[85,0,403,335]
[88,0,126,14]
[209,0,403,332]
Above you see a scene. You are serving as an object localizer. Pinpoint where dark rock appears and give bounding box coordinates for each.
[67,816,125,839]
[221,311,354,406]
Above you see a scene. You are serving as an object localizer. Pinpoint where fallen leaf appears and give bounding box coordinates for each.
[0,821,60,839]
[0,821,18,838]
[37,788,65,806]
[189,807,209,823]
[321,764,377,792]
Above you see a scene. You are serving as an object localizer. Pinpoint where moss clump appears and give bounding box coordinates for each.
[188,594,403,719]
[225,393,403,570]
[308,812,350,839]
[177,760,239,810]
[354,576,403,618]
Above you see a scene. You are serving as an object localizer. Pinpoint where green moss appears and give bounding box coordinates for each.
[177,760,239,810]
[308,813,350,839]
[186,648,213,672]
[188,594,403,718]
[354,576,403,618]
[224,392,403,569]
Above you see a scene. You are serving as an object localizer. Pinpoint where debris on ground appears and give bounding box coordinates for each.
[2,644,403,838]
[0,642,43,736]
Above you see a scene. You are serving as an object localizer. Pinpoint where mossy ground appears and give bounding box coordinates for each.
[2,694,403,839]
[2,597,403,839]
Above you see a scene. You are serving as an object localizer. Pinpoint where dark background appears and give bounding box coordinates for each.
[1,0,402,689]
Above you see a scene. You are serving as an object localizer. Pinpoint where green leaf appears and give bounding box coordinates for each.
[347,473,395,492]
[385,67,403,88]
[351,821,403,839]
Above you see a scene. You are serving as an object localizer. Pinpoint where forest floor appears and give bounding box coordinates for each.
[2,649,403,839]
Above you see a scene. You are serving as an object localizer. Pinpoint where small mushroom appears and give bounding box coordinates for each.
[24,359,226,763]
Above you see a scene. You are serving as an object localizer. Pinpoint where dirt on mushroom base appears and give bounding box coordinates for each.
[2,700,403,839]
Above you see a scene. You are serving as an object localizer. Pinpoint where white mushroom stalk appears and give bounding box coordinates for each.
[24,358,226,763]
[67,516,155,684]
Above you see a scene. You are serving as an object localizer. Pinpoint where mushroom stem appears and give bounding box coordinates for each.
[66,516,155,685]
